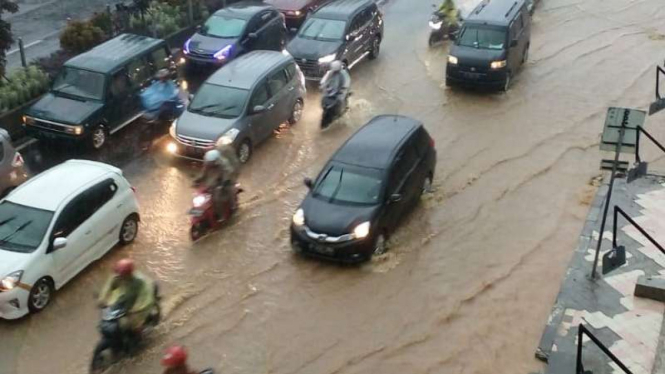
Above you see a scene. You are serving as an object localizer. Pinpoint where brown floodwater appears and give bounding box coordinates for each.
[2,0,665,373]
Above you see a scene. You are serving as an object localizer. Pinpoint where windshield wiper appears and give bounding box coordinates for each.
[0,216,17,226]
[190,103,224,112]
[329,169,344,203]
[0,220,33,245]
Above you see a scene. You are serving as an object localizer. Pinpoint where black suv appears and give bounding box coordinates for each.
[286,0,383,81]
[184,1,287,68]
[290,115,437,263]
[446,0,531,91]
[23,34,177,149]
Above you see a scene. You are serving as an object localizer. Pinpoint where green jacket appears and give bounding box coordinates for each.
[98,271,155,313]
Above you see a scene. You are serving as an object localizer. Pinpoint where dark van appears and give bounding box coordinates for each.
[286,0,383,81]
[23,34,177,149]
[290,115,437,263]
[445,0,531,91]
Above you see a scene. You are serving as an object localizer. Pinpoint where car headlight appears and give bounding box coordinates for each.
[193,194,211,208]
[447,55,458,65]
[318,53,336,64]
[352,222,370,239]
[22,116,35,126]
[429,21,442,30]
[214,45,233,61]
[217,128,239,146]
[490,60,507,69]
[0,270,23,291]
[292,208,305,226]
[294,10,302,16]
[170,120,177,138]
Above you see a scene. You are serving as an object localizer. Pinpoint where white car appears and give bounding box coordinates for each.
[0,160,140,319]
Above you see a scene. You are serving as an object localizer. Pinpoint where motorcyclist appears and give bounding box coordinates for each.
[141,69,179,121]
[161,345,197,374]
[320,60,351,113]
[437,0,461,28]
[97,259,157,350]
[195,149,232,220]
[215,141,240,209]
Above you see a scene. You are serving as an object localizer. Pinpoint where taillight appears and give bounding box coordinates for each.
[429,137,435,148]
[11,152,23,168]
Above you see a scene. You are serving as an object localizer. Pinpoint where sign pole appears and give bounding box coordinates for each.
[591,110,629,279]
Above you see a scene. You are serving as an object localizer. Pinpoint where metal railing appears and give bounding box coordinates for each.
[576,324,633,374]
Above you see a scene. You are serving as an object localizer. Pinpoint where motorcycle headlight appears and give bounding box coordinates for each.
[217,128,239,146]
[193,194,211,208]
[447,55,458,65]
[429,21,443,30]
[0,270,23,291]
[292,208,305,226]
[490,60,507,69]
[318,53,336,64]
[352,222,370,239]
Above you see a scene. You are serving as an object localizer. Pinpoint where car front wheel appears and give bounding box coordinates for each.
[369,36,381,60]
[28,277,54,313]
[372,233,387,257]
[288,99,304,125]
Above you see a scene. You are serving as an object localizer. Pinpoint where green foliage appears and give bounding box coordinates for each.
[0,66,50,112]
[130,1,186,38]
[90,12,113,36]
[60,20,107,54]
[0,0,19,78]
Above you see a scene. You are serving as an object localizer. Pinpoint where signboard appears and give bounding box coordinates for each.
[602,245,626,275]
[600,107,646,154]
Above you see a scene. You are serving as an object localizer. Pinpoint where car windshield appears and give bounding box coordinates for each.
[188,83,249,118]
[314,165,383,205]
[0,202,53,253]
[52,67,106,101]
[457,25,506,50]
[299,18,346,41]
[201,15,247,38]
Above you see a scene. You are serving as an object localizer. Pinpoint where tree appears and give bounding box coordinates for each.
[0,0,18,77]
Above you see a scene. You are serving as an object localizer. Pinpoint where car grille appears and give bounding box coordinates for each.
[175,134,215,149]
[188,50,214,60]
[31,119,69,134]
[296,59,325,79]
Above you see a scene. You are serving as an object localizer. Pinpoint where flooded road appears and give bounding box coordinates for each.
[3,0,665,373]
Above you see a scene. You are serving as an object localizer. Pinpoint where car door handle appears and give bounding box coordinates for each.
[288,86,295,91]
[85,230,92,235]
[117,203,123,209]
[267,104,275,110]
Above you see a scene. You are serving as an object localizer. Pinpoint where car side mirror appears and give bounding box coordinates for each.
[510,39,518,47]
[248,32,258,39]
[196,25,201,31]
[389,193,402,203]
[304,177,313,189]
[53,237,67,250]
[252,105,266,114]
[346,34,355,41]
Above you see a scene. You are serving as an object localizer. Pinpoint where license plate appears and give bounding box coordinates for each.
[188,208,204,216]
[312,244,334,255]
[463,72,481,79]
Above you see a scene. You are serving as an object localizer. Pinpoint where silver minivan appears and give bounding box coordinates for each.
[167,50,306,163]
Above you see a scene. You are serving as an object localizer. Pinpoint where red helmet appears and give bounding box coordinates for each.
[162,345,188,368]
[113,258,134,276]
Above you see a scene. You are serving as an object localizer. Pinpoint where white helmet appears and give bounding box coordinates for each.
[330,60,343,72]
[203,149,220,163]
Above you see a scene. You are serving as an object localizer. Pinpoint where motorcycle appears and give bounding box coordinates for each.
[189,183,243,241]
[140,80,186,124]
[320,86,350,129]
[90,285,161,372]
[428,9,461,46]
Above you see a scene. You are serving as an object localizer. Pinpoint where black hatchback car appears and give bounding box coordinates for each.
[184,1,287,68]
[290,115,437,263]
[286,0,383,80]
